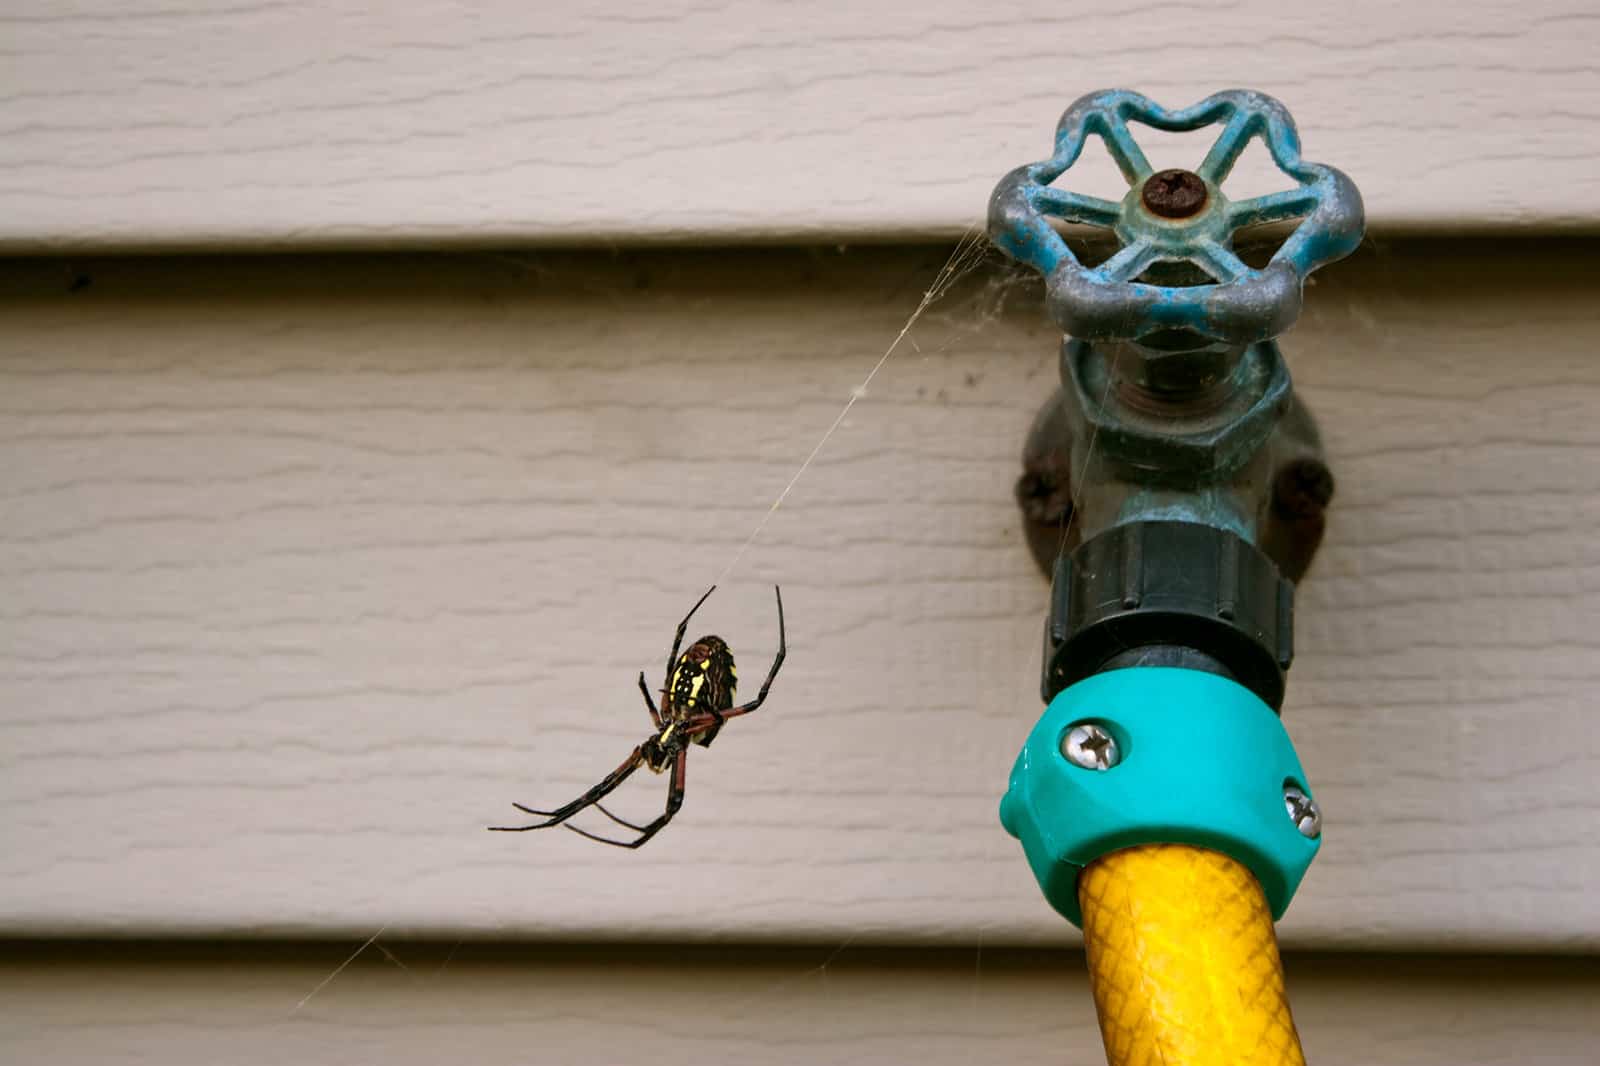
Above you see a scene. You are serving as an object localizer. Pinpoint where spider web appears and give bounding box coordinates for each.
[711,225,996,588]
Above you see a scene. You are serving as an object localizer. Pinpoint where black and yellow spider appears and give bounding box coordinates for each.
[489,585,785,848]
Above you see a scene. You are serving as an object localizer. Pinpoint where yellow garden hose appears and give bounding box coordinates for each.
[1078,845,1305,1066]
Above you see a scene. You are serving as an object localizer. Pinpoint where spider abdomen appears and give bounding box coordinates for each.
[668,635,737,722]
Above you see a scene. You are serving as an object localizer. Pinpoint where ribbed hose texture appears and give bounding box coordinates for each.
[1078,845,1306,1066]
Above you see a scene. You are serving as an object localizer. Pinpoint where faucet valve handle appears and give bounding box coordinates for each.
[989,89,1364,347]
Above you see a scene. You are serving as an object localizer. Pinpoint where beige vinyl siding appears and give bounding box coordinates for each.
[2,944,1595,1066]
[1,1,1597,251]
[2,242,1596,950]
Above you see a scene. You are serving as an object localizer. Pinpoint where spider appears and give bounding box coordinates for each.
[489,584,785,848]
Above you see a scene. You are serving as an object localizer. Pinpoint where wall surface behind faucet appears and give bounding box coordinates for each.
[3,242,1595,952]
[1,0,1596,252]
[3,943,1595,1066]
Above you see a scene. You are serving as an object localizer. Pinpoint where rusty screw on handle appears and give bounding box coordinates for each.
[1141,168,1209,219]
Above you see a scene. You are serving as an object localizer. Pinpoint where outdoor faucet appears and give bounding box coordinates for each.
[992,90,1364,1065]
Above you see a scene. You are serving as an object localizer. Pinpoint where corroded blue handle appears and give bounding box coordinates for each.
[989,89,1364,345]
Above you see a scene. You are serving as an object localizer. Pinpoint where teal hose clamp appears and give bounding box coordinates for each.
[1000,667,1319,927]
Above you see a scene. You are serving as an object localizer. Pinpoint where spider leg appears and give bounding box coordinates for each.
[564,750,686,849]
[690,709,726,747]
[487,746,645,831]
[638,671,663,730]
[591,801,652,833]
[716,584,786,721]
[665,585,717,680]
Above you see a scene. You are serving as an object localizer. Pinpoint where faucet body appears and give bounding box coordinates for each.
[990,88,1361,711]
[992,85,1362,928]
[1020,333,1331,709]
